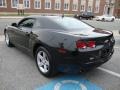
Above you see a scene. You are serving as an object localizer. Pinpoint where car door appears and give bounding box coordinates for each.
[103,15,107,21]
[14,18,35,51]
[105,15,111,21]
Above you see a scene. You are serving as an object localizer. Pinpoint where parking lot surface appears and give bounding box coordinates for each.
[0,19,120,90]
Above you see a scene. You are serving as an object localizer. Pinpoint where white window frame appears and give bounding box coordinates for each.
[87,0,93,12]
[45,0,51,9]
[0,0,7,8]
[72,0,78,11]
[94,0,100,13]
[64,0,70,11]
[80,5,85,12]
[11,0,19,8]
[54,0,61,10]
[34,0,41,9]
[87,6,92,12]
[80,0,86,12]
[23,0,30,9]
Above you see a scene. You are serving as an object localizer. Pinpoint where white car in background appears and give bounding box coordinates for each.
[96,15,115,22]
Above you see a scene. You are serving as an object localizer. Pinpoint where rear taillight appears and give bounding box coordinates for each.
[76,40,96,49]
[76,41,87,49]
[87,41,95,48]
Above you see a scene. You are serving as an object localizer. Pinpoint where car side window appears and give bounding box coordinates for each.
[33,20,41,28]
[18,18,35,28]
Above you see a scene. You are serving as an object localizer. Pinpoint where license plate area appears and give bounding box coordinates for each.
[101,48,111,58]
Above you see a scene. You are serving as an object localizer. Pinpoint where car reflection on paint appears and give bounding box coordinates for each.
[4,15,115,77]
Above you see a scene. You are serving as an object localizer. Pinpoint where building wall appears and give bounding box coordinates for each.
[0,0,118,16]
[114,0,120,17]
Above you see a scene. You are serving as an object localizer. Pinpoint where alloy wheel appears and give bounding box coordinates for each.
[37,50,50,73]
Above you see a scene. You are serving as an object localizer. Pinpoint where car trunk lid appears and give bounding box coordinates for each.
[68,28,112,38]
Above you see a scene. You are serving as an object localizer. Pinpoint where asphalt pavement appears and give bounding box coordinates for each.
[0,18,120,90]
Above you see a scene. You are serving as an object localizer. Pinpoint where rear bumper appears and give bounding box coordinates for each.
[53,46,114,72]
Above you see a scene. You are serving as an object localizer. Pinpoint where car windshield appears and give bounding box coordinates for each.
[52,17,94,30]
[83,12,93,15]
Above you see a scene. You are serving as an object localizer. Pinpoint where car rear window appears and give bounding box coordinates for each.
[52,17,94,30]
[37,17,94,30]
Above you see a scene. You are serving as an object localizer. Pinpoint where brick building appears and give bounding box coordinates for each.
[114,0,120,18]
[0,0,120,17]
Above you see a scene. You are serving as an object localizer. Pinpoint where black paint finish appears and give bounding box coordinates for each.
[4,16,115,72]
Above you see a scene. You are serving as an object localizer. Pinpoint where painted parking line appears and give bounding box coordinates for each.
[35,75,102,90]
[98,67,120,78]
[35,67,120,90]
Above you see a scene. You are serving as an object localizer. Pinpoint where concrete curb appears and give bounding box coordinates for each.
[0,16,24,19]
[116,19,120,21]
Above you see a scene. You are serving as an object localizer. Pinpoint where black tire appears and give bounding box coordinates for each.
[5,32,14,47]
[102,18,105,22]
[35,46,57,77]
[79,17,82,20]
[111,18,114,22]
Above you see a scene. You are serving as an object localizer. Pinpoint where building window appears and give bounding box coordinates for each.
[94,0,100,13]
[24,0,30,9]
[105,0,115,4]
[64,0,70,10]
[72,0,78,11]
[45,0,51,9]
[80,0,86,12]
[34,0,41,9]
[11,0,19,8]
[87,0,93,12]
[88,6,92,12]
[0,0,6,7]
[55,0,61,10]
[81,5,85,11]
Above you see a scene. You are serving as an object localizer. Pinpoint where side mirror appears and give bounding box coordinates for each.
[11,23,18,27]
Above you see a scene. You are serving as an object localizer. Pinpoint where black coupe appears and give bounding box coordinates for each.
[4,15,115,77]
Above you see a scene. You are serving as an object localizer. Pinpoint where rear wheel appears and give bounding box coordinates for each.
[102,18,105,22]
[35,46,57,77]
[79,17,82,20]
[111,18,114,22]
[5,32,13,47]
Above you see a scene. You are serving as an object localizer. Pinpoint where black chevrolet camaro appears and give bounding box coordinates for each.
[4,15,115,77]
